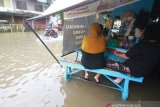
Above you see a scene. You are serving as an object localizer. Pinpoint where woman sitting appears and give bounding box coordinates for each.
[81,22,107,83]
[106,23,160,83]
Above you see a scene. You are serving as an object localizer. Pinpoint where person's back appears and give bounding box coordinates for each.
[81,22,106,68]
[81,23,106,54]
[81,22,107,82]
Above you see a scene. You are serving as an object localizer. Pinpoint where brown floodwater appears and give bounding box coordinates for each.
[0,32,159,107]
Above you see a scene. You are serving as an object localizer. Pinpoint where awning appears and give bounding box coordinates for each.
[27,0,97,20]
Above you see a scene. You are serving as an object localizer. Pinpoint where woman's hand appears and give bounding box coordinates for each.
[114,50,128,59]
[114,51,120,56]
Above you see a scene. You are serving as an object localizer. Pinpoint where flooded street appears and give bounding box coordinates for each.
[0,32,113,107]
[0,32,65,107]
[0,32,159,107]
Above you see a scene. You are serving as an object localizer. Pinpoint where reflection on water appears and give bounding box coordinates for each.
[0,32,66,107]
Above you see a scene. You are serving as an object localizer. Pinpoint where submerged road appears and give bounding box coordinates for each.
[0,31,159,107]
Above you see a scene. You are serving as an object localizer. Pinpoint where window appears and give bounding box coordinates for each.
[35,4,43,12]
[0,0,4,7]
[16,1,27,10]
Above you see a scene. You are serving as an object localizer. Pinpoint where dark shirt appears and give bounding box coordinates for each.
[123,41,160,77]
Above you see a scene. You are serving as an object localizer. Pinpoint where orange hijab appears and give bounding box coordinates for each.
[81,23,106,54]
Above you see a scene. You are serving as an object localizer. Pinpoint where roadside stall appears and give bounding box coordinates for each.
[26,0,159,100]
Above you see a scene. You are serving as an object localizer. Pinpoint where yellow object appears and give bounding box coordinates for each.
[106,19,113,29]
[81,23,106,54]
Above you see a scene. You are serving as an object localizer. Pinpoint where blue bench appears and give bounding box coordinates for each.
[60,48,144,101]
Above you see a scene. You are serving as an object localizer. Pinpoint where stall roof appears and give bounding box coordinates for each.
[27,0,98,20]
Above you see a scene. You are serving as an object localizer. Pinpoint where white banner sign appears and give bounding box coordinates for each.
[64,0,136,19]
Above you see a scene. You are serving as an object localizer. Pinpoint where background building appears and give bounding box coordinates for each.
[0,0,52,32]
